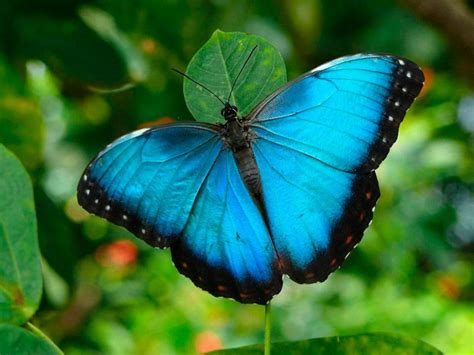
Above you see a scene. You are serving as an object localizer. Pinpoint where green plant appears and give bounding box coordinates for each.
[0,144,61,354]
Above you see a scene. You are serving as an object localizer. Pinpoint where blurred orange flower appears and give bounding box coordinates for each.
[95,240,138,267]
[195,331,223,354]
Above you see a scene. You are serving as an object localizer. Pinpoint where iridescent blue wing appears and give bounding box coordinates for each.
[252,138,379,283]
[249,54,424,282]
[78,123,282,303]
[250,54,424,172]
[171,148,282,304]
[77,123,223,248]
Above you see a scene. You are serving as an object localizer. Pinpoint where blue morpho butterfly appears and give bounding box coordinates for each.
[77,48,424,304]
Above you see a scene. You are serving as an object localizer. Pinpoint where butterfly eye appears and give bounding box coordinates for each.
[220,107,226,116]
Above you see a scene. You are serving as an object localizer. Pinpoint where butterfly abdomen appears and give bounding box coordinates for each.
[233,146,262,199]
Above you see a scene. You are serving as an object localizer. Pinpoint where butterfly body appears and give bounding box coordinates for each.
[216,102,263,198]
[78,54,424,304]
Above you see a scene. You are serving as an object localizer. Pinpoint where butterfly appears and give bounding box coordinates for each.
[77,51,424,305]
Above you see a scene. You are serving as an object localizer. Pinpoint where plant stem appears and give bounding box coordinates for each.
[26,322,63,354]
[264,302,272,355]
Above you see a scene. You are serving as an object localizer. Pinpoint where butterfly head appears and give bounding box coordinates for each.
[221,102,239,121]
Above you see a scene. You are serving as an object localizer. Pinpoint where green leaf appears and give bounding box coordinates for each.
[0,324,61,354]
[210,333,442,354]
[183,30,286,123]
[0,145,42,325]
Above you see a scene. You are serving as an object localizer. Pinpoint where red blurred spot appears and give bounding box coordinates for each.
[436,274,460,299]
[195,331,222,354]
[419,67,433,98]
[95,240,138,267]
[140,38,157,54]
[138,117,175,129]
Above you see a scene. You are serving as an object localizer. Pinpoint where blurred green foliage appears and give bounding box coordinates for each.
[0,0,472,354]
[211,333,442,354]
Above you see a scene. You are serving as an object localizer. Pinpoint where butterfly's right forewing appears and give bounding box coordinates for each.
[78,123,223,248]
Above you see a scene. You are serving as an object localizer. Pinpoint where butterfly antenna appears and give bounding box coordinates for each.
[172,68,226,106]
[226,45,258,104]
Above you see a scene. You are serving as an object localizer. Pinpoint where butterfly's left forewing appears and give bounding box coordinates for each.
[249,54,423,282]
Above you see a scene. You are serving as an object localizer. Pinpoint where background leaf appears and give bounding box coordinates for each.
[210,333,442,355]
[0,324,61,355]
[0,145,42,325]
[0,56,44,171]
[184,30,286,123]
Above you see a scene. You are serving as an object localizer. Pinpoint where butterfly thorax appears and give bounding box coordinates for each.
[220,103,252,151]
[220,103,262,200]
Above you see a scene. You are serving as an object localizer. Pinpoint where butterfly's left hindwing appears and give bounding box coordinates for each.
[252,137,380,283]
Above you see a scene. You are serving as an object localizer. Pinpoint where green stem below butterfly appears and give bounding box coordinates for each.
[264,302,272,355]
